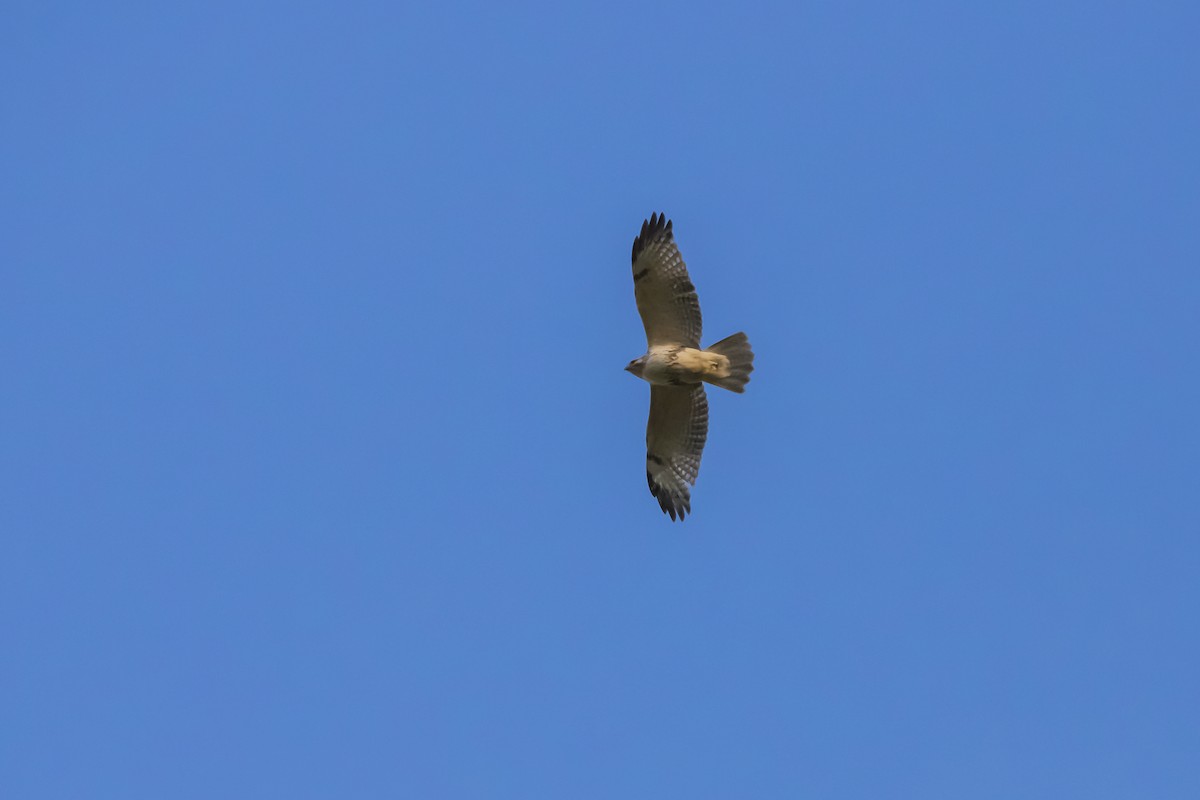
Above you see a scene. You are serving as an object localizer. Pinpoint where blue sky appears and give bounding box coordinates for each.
[4,1,1199,797]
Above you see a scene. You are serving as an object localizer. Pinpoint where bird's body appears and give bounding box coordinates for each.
[625,213,754,521]
[628,346,734,386]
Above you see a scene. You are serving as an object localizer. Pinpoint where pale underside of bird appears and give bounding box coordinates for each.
[625,213,754,521]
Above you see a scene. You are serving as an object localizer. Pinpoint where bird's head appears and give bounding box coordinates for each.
[625,356,647,378]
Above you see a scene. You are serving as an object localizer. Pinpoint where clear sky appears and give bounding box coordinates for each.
[4,2,1199,797]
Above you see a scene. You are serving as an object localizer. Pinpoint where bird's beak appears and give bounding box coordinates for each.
[624,364,633,372]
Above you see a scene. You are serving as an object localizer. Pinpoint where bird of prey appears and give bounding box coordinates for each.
[625,213,754,521]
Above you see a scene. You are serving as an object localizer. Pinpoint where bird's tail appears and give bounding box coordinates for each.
[703,332,754,393]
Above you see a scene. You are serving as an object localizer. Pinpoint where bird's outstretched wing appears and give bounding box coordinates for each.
[631,212,702,348]
[645,384,709,521]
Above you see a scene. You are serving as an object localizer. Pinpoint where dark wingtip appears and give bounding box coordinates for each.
[631,212,672,264]
[648,471,689,521]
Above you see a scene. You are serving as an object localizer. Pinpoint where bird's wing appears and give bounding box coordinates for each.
[631,213,702,348]
[645,384,709,521]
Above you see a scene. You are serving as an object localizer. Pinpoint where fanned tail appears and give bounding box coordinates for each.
[704,332,754,393]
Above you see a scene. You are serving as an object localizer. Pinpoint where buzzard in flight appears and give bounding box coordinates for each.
[625,213,754,521]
